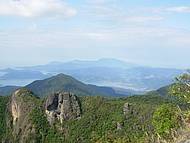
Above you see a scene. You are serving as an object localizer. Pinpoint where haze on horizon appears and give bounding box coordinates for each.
[0,0,190,69]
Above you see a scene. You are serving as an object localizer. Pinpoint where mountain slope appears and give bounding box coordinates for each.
[26,73,123,97]
[148,83,174,96]
[0,86,20,96]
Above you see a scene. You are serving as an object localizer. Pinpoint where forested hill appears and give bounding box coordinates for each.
[1,72,190,143]
[0,88,189,143]
[25,73,125,97]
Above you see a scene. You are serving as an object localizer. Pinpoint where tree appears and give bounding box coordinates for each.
[152,104,182,138]
[175,70,190,87]
[169,70,190,103]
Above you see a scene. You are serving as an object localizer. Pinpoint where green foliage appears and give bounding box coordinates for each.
[1,92,188,142]
[53,96,127,143]
[152,104,182,138]
[44,126,65,143]
[20,94,189,142]
[169,71,190,103]
[0,96,9,140]
[30,107,65,142]
[176,72,190,85]
[169,83,190,103]
[30,107,49,142]
[57,95,178,143]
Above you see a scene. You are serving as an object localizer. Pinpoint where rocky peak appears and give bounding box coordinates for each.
[45,92,81,124]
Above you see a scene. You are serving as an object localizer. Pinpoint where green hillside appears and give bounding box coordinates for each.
[1,72,190,142]
[26,73,122,97]
[0,89,189,143]
[0,86,20,96]
[0,96,9,140]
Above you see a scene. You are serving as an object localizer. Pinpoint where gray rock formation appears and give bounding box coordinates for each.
[45,92,81,124]
[123,102,131,117]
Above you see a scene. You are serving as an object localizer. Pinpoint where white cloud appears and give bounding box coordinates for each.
[0,0,77,18]
[166,6,190,13]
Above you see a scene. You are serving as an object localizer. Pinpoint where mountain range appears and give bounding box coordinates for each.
[0,58,184,92]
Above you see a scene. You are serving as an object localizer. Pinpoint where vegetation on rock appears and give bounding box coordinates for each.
[169,71,190,102]
[0,96,9,139]
[1,72,190,142]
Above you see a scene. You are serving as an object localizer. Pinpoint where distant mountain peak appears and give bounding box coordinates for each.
[25,74,121,97]
[50,73,76,81]
[54,73,69,77]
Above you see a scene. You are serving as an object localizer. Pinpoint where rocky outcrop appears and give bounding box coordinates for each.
[116,122,123,130]
[45,92,81,124]
[123,102,132,118]
[10,88,38,143]
[11,90,20,125]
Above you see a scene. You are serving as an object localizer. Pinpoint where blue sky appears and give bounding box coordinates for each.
[0,0,190,69]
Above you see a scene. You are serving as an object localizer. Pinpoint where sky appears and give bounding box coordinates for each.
[0,0,190,69]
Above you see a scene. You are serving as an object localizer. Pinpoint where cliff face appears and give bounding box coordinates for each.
[45,92,81,124]
[10,89,37,143]
[11,90,20,126]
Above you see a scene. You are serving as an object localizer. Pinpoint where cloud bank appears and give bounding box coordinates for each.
[0,0,77,18]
